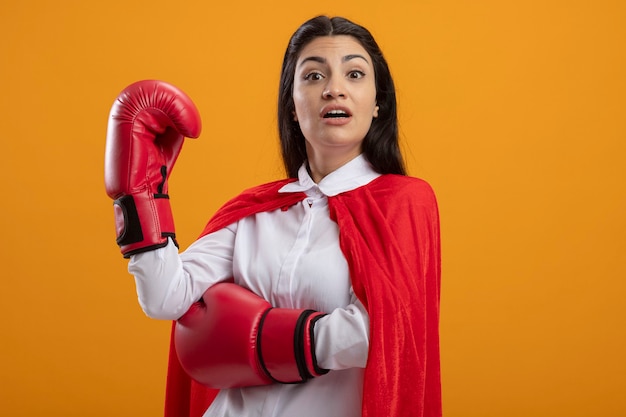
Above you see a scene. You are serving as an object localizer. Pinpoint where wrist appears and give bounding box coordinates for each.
[258,308,328,383]
[114,189,176,257]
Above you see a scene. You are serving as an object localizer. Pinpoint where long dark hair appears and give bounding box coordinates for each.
[278,16,406,178]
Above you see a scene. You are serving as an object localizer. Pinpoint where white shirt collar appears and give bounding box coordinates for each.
[279,154,381,197]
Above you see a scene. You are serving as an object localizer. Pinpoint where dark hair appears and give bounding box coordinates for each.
[278,16,406,178]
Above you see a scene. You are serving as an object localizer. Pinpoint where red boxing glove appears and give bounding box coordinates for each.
[104,80,201,257]
[175,283,329,388]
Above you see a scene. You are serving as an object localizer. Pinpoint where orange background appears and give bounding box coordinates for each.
[1,0,625,415]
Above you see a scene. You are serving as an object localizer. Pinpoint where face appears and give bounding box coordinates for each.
[292,35,379,163]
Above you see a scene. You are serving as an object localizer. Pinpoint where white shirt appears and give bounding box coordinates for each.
[129,154,380,417]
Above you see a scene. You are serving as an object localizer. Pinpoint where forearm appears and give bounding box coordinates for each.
[130,239,190,320]
[314,294,370,370]
[129,228,235,320]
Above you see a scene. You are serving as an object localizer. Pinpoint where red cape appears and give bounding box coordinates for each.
[164,175,442,417]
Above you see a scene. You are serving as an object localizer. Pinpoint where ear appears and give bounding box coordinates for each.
[373,104,379,118]
[293,111,298,122]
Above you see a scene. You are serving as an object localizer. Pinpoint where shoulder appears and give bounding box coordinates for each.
[363,174,438,207]
[236,178,296,197]
[217,178,305,210]
[201,178,301,237]
[332,174,439,223]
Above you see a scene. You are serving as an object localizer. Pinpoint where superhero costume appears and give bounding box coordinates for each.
[164,174,442,417]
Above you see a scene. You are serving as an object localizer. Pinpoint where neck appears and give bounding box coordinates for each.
[306,150,361,183]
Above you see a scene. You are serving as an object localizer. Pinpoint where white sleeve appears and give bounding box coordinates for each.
[128,225,236,320]
[313,291,370,370]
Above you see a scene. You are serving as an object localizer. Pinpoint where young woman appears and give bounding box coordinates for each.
[105,15,441,417]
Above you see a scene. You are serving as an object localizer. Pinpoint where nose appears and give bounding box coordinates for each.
[322,76,346,99]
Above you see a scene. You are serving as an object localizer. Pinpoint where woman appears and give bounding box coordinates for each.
[106,15,441,417]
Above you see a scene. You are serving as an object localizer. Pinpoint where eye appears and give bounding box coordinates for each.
[347,70,366,79]
[304,71,324,81]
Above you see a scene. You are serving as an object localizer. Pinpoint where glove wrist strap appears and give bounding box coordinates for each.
[113,190,176,258]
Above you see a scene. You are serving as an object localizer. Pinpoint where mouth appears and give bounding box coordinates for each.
[323,109,351,119]
[321,105,353,121]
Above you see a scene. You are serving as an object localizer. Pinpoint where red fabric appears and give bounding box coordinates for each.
[164,175,442,417]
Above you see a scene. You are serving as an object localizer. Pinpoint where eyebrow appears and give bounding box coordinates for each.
[298,54,370,67]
